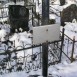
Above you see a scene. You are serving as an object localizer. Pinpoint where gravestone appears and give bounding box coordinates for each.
[9,5,29,33]
[61,4,77,26]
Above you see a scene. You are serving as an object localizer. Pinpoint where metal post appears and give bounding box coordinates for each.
[42,0,49,24]
[32,7,34,26]
[42,42,48,77]
[67,38,69,56]
[59,28,65,62]
[71,36,75,63]
[42,0,49,77]
[38,13,39,26]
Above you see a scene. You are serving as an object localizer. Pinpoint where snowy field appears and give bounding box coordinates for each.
[0,0,77,77]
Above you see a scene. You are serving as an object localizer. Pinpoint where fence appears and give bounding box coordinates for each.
[60,28,77,62]
[0,0,24,4]
[0,0,25,20]
[0,40,61,75]
[0,7,8,19]
[0,1,77,75]
[0,1,60,24]
[0,27,76,75]
[31,3,61,26]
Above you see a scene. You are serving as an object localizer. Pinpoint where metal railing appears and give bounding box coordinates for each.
[0,7,8,19]
[60,28,77,62]
[0,27,76,74]
[0,0,25,20]
[0,40,61,75]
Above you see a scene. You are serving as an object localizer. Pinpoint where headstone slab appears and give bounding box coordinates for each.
[61,4,77,26]
[33,24,60,45]
[9,5,29,32]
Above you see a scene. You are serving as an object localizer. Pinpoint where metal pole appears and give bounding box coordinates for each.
[42,0,49,77]
[32,7,34,26]
[42,42,48,77]
[38,13,39,26]
[59,28,65,62]
[42,0,49,24]
[71,36,75,63]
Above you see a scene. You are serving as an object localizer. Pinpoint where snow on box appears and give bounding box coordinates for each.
[33,24,60,45]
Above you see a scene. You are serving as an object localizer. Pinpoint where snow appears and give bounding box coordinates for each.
[0,0,77,77]
[0,23,76,77]
[63,19,77,40]
[48,61,77,77]
[1,61,77,77]
[49,14,56,19]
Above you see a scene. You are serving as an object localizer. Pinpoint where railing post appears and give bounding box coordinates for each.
[71,36,75,63]
[32,7,34,26]
[38,13,39,26]
[42,42,48,77]
[67,38,69,55]
[59,28,65,62]
[42,0,49,77]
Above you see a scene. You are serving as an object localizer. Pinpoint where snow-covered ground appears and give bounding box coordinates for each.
[0,0,77,77]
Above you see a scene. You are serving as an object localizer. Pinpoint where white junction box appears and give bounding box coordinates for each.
[33,24,60,45]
